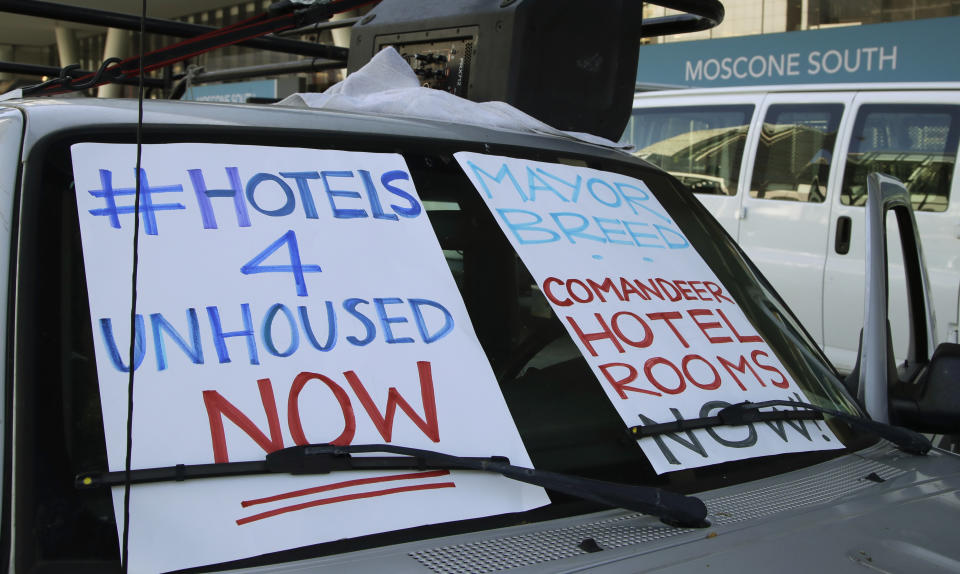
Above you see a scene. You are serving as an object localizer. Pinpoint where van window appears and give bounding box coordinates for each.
[841,104,959,212]
[749,104,843,203]
[625,105,754,196]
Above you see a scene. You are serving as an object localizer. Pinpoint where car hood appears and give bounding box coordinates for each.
[233,443,960,573]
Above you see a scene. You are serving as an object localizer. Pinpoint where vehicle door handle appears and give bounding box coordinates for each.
[835,216,852,254]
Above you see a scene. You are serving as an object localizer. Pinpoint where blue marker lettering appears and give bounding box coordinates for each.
[409,299,454,343]
[299,302,337,351]
[527,167,570,203]
[88,169,185,236]
[151,309,203,370]
[550,212,605,244]
[496,208,560,244]
[537,169,583,203]
[586,178,621,208]
[188,167,251,229]
[375,297,414,344]
[343,298,376,345]
[655,224,690,249]
[261,303,300,357]
[624,220,665,248]
[321,171,367,219]
[279,171,321,219]
[207,303,260,365]
[380,170,421,218]
[240,230,322,298]
[99,316,145,372]
[359,169,398,221]
[615,182,671,223]
[468,161,527,201]
[594,217,634,246]
[246,173,296,217]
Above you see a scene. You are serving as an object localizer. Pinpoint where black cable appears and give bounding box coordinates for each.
[121,0,147,571]
[0,0,342,59]
[24,0,369,97]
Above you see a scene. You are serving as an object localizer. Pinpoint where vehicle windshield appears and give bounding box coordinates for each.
[621,104,754,196]
[14,126,872,572]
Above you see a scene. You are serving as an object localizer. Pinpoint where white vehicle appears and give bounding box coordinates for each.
[0,83,954,574]
[0,2,958,572]
[625,83,960,373]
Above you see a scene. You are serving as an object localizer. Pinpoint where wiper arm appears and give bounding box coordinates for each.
[628,400,931,455]
[76,443,709,528]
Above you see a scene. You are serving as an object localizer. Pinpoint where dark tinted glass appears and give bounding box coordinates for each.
[750,104,843,203]
[624,105,754,196]
[842,104,958,212]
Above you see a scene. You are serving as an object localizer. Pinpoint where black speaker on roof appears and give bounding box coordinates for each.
[347,0,643,141]
[347,0,723,141]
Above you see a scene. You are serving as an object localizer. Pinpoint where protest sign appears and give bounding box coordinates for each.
[455,152,840,474]
[72,143,549,573]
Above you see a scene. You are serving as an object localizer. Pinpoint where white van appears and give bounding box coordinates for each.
[625,83,960,374]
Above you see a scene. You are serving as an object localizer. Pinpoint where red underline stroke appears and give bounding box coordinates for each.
[241,469,451,508]
[236,482,456,525]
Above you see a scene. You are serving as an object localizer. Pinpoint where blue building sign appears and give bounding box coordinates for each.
[184,78,298,102]
[637,16,960,88]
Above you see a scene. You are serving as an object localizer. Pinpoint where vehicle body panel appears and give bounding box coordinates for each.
[228,446,960,573]
[738,91,856,345]
[824,90,960,370]
[0,107,21,547]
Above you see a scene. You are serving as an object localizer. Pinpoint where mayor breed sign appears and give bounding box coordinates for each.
[73,143,548,573]
[455,152,840,474]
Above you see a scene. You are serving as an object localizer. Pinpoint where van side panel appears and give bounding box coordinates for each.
[737,94,853,348]
[823,93,960,369]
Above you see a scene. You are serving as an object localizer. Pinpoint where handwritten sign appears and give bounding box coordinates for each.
[455,152,840,474]
[72,143,549,573]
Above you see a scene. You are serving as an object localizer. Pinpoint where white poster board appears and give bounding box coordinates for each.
[455,152,840,474]
[72,143,549,573]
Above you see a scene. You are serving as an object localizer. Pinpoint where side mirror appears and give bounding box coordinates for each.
[891,343,960,433]
[860,172,960,433]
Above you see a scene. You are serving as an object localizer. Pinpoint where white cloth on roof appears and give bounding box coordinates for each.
[277,47,629,150]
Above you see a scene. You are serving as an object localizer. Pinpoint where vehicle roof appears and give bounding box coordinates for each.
[0,96,633,161]
[632,81,960,100]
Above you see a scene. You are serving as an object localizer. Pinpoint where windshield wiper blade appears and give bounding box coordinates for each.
[628,400,931,455]
[76,443,709,528]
